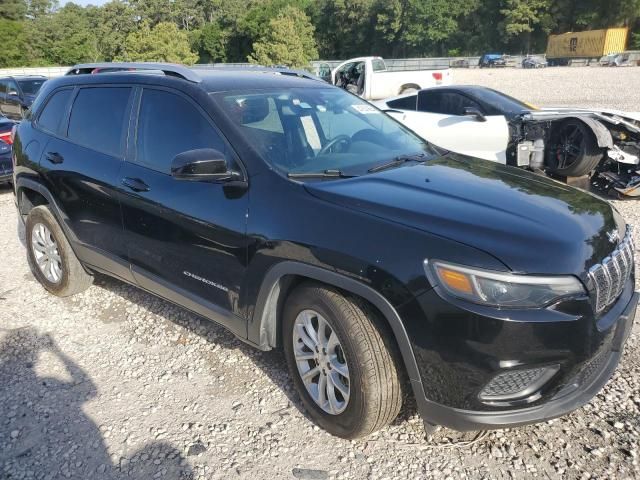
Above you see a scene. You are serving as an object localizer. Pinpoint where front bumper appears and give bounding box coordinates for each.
[402,282,638,431]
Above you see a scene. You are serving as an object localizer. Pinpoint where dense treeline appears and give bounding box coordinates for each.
[1,0,639,68]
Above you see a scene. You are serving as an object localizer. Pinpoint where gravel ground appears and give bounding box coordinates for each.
[453,66,640,112]
[2,68,640,480]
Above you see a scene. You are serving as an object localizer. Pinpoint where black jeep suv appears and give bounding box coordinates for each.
[12,63,638,439]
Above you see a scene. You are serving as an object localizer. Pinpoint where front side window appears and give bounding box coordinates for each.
[68,87,131,157]
[136,89,227,174]
[0,80,7,94]
[214,87,433,176]
[418,92,482,116]
[37,89,73,134]
[5,80,19,95]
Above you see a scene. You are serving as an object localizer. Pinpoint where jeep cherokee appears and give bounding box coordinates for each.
[11,63,638,439]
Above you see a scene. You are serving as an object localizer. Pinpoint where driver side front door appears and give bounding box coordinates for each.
[119,87,250,336]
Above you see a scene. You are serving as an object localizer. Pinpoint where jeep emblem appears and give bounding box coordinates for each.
[607,229,620,244]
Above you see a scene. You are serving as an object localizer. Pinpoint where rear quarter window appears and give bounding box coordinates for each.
[387,95,417,111]
[67,87,131,157]
[37,89,73,134]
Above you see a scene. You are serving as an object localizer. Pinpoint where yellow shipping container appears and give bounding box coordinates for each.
[546,28,628,60]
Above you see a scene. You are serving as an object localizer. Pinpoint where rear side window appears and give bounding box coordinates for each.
[136,89,227,174]
[68,87,131,157]
[387,95,417,111]
[37,89,73,134]
[371,59,387,72]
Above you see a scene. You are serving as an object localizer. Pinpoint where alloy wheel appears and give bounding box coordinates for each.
[292,309,350,415]
[31,223,63,284]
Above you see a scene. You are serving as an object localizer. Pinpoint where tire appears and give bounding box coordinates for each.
[283,282,403,439]
[400,87,418,95]
[546,120,603,177]
[25,205,93,296]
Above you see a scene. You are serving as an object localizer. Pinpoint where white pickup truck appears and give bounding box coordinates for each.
[318,57,452,101]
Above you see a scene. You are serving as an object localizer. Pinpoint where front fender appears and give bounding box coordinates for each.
[249,260,425,384]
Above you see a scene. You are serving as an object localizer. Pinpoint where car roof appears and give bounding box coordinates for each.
[61,64,330,93]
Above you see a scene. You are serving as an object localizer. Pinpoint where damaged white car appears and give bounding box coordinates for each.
[375,86,640,196]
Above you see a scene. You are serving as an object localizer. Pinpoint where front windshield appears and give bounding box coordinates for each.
[17,79,46,95]
[213,87,434,176]
[473,88,534,114]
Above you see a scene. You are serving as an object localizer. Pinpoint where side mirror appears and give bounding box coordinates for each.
[463,107,486,122]
[171,148,237,182]
[8,90,19,97]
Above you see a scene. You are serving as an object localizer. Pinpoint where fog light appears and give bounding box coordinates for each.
[479,365,560,402]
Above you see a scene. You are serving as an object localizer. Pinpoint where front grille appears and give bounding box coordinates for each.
[589,228,634,313]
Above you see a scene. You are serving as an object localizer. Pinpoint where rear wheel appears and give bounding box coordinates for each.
[283,282,403,439]
[25,205,93,296]
[546,120,603,177]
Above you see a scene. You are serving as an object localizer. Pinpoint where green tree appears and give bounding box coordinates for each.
[500,0,552,52]
[0,19,29,66]
[118,21,198,64]
[248,5,318,67]
[192,21,228,63]
[25,3,98,65]
[0,0,27,21]
[313,0,376,58]
[375,0,479,56]
[93,1,137,61]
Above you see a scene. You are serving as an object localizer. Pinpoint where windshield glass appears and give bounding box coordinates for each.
[473,88,534,114]
[213,88,434,176]
[17,79,46,95]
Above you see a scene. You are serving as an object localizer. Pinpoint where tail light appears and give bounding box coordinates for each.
[432,72,443,84]
[0,131,11,145]
[11,124,16,144]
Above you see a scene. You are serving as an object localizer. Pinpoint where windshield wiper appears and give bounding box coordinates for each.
[367,153,427,173]
[287,169,355,179]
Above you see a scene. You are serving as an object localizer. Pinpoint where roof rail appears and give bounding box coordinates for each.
[66,63,201,83]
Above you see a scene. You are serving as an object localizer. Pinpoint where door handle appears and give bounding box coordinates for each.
[121,177,150,192]
[46,152,64,164]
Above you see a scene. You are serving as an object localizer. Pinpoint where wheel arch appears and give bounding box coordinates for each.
[399,83,420,95]
[250,261,423,383]
[556,116,613,149]
[15,177,82,249]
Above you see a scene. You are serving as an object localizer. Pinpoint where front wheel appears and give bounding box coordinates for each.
[546,120,603,177]
[283,283,403,439]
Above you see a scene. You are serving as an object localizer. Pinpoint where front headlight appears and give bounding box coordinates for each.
[424,260,586,308]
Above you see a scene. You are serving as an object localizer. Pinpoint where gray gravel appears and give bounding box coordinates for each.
[2,68,640,479]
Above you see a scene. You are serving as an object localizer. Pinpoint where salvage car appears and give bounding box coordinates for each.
[319,56,451,100]
[376,86,640,196]
[12,63,638,440]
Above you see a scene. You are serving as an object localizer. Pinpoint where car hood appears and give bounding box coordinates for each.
[304,154,624,277]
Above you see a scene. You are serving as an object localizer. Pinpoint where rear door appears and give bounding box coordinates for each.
[119,87,249,336]
[37,85,134,281]
[409,90,509,163]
